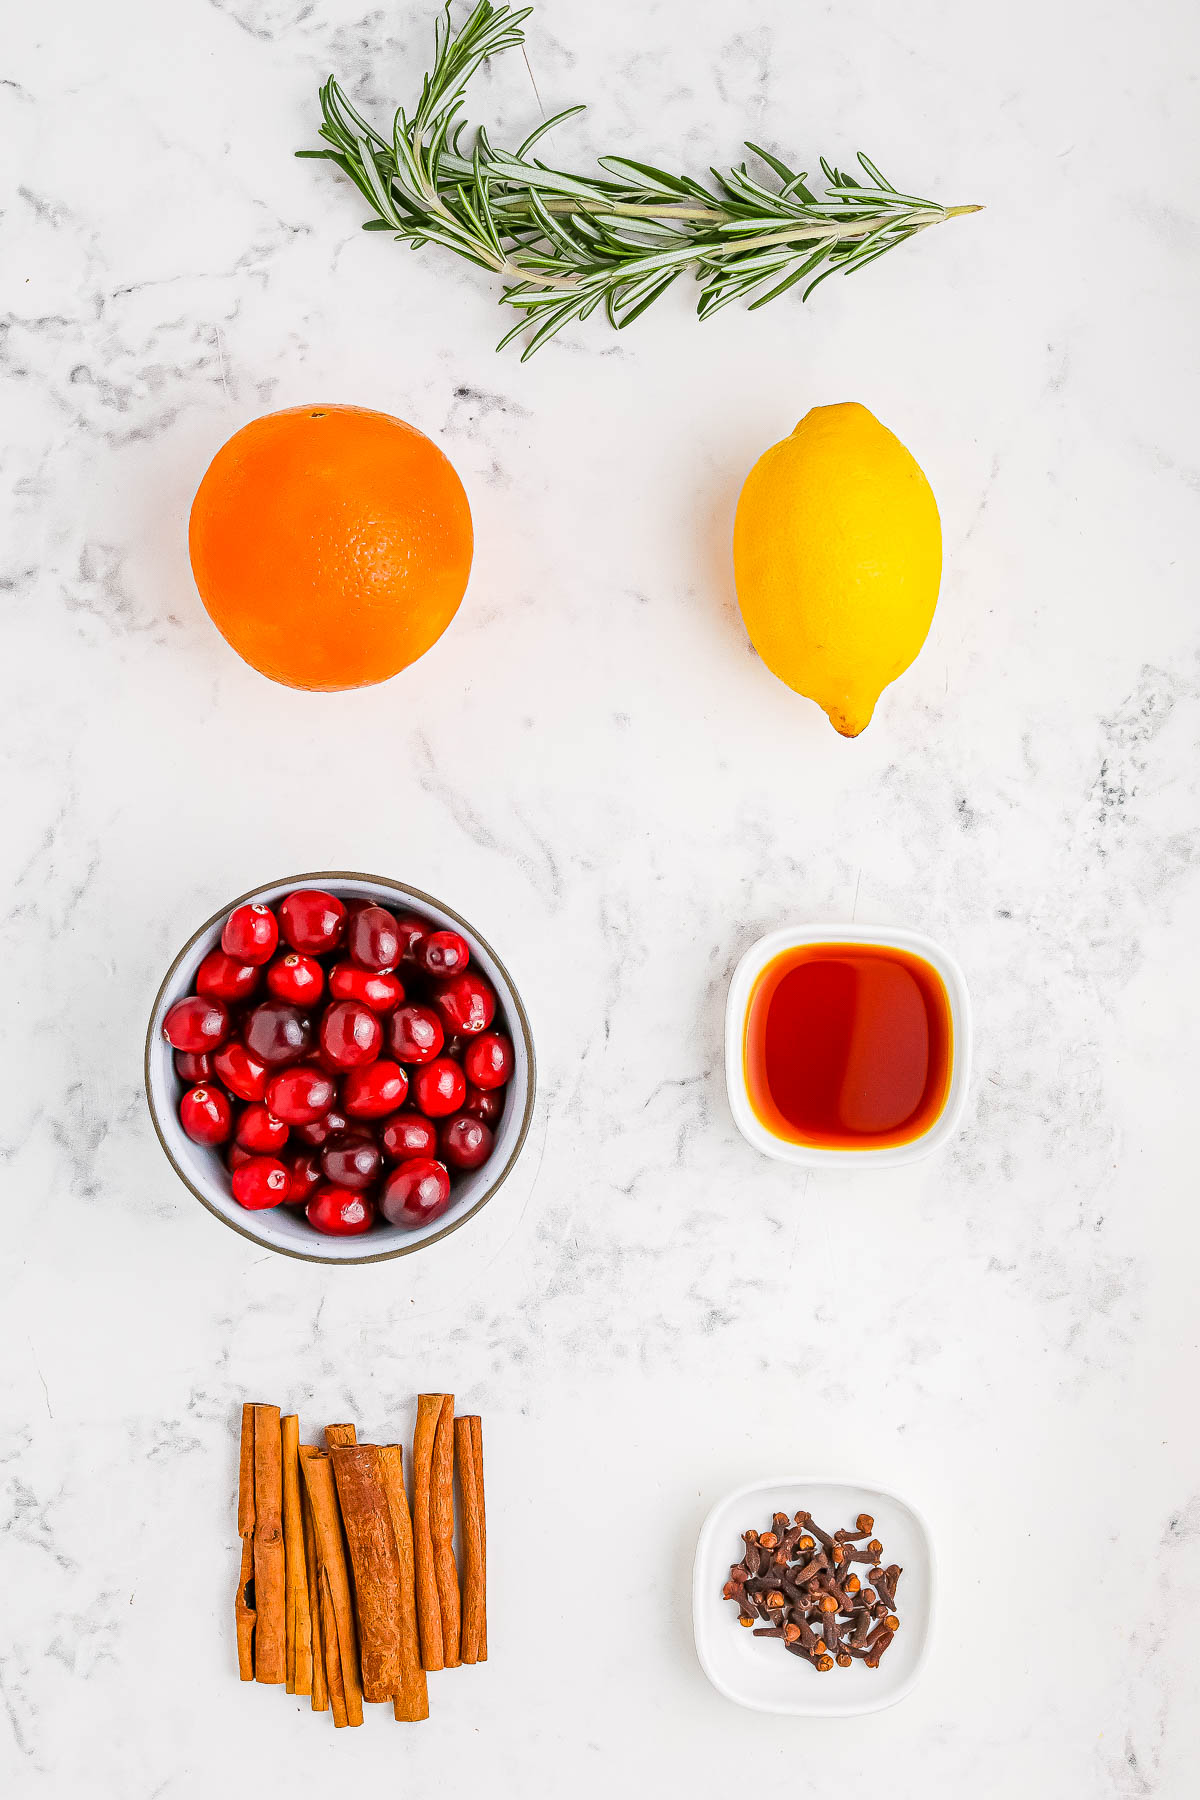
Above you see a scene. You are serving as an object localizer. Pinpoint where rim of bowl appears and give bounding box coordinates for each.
[144,870,537,1266]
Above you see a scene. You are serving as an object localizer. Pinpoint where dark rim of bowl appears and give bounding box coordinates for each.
[144,871,537,1266]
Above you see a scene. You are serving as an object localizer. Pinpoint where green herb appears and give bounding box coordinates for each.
[300,1,980,359]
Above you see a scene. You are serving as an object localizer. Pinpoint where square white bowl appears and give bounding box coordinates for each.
[725,923,971,1168]
[693,1475,935,1716]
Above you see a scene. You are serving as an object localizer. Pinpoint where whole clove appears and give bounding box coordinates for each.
[722,1504,903,1678]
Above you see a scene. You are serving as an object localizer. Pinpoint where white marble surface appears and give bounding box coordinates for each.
[3,0,1199,1792]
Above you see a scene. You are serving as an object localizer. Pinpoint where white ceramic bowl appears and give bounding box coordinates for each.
[693,1475,936,1717]
[725,923,971,1168]
[145,872,536,1264]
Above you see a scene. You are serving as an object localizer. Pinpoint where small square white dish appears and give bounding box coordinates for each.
[725,922,971,1168]
[693,1475,935,1716]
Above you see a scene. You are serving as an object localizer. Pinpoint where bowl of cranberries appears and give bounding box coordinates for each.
[145,874,535,1262]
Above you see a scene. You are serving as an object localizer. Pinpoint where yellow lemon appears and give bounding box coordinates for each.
[733,402,941,736]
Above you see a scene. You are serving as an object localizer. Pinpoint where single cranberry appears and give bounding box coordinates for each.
[380,1158,452,1229]
[463,1032,515,1091]
[414,929,470,979]
[380,1112,439,1162]
[463,1083,505,1126]
[266,952,325,1008]
[412,1056,467,1119]
[328,962,405,1013]
[236,1103,290,1154]
[265,1065,335,1126]
[243,999,312,1067]
[179,1084,233,1146]
[388,1003,444,1065]
[196,949,261,1003]
[319,999,382,1069]
[278,888,347,954]
[293,1107,348,1148]
[286,1149,324,1205]
[221,902,278,965]
[226,1143,255,1171]
[347,903,402,972]
[395,914,428,964]
[306,1185,376,1236]
[440,1114,494,1171]
[321,1134,382,1191]
[430,970,496,1036]
[342,1060,408,1119]
[174,1049,211,1083]
[232,1155,291,1211]
[163,994,229,1054]
[213,1041,268,1103]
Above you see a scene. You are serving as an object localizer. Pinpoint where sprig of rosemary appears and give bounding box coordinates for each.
[300,1,980,358]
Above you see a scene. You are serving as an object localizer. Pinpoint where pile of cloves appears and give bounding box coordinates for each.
[722,1508,903,1673]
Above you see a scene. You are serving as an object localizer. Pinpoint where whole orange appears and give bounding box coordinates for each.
[188,404,473,690]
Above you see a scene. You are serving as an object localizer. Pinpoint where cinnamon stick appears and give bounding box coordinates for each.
[251,1404,286,1684]
[472,1415,487,1660]
[280,1415,312,1697]
[331,1445,403,1704]
[456,1415,486,1664]
[320,1573,349,1728]
[379,1445,429,1722]
[431,1396,461,1666]
[235,1403,256,1681]
[325,1423,357,1448]
[301,1471,328,1714]
[299,1446,363,1727]
[412,1395,445,1671]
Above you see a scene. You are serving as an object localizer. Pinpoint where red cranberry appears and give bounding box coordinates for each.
[243,1000,312,1067]
[226,1143,255,1171]
[388,1003,444,1065]
[286,1149,324,1205]
[414,929,470,979]
[347,904,401,972]
[463,1083,505,1126]
[395,914,428,964]
[306,1185,375,1236]
[328,962,405,1013]
[222,902,278,965]
[265,1065,335,1126]
[278,888,346,954]
[236,1104,289,1153]
[293,1107,348,1148]
[380,1112,439,1162]
[213,1041,267,1103]
[232,1155,291,1211]
[321,1134,382,1190]
[430,970,496,1036]
[440,1114,494,1171]
[266,952,325,1007]
[174,1049,211,1083]
[319,1000,382,1069]
[412,1056,467,1119]
[196,949,261,1003]
[463,1032,515,1091]
[179,1084,233,1145]
[380,1158,452,1229]
[342,1060,408,1119]
[163,994,229,1054]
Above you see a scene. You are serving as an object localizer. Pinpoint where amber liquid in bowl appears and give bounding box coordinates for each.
[743,942,953,1150]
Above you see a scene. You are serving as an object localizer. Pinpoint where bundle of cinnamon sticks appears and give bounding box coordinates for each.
[235,1396,486,1726]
